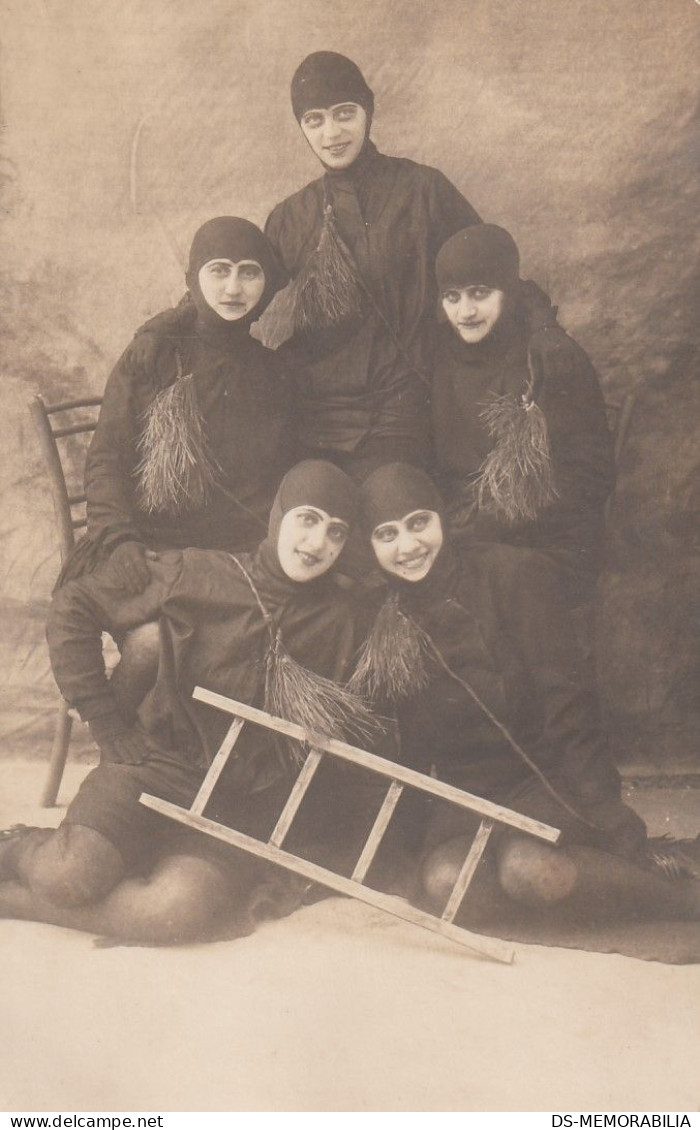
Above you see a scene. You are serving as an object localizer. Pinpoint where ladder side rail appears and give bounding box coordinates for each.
[192,689,560,844]
[140,793,515,964]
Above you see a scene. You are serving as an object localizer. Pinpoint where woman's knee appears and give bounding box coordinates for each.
[497,837,578,907]
[130,856,233,945]
[29,825,125,908]
[421,835,472,908]
[110,622,160,715]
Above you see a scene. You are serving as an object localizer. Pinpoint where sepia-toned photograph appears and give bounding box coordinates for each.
[1,0,699,1114]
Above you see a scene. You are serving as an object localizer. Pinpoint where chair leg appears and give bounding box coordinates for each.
[41,699,73,807]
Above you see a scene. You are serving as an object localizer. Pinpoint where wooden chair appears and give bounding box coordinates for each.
[141,690,562,964]
[29,394,102,806]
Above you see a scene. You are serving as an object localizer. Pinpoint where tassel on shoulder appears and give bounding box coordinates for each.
[291,204,365,333]
[135,371,221,516]
[229,557,378,768]
[350,593,431,702]
[475,364,558,524]
[265,632,378,767]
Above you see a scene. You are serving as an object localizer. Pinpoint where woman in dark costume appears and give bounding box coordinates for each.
[431,224,615,600]
[79,216,292,597]
[354,463,700,925]
[263,51,571,481]
[0,462,373,944]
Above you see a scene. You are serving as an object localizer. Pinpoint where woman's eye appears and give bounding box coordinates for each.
[303,113,324,129]
[328,525,347,543]
[335,106,357,122]
[470,287,492,300]
[443,291,460,305]
[298,512,318,527]
[209,265,228,277]
[240,266,262,281]
[373,528,396,543]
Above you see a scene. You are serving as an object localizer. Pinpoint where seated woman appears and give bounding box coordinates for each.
[71,214,293,701]
[431,224,615,599]
[83,215,292,582]
[354,462,700,926]
[0,462,374,944]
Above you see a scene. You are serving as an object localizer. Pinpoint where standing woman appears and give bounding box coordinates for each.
[264,51,569,481]
[354,463,700,926]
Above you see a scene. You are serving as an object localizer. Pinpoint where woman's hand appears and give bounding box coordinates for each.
[88,713,149,765]
[107,541,152,595]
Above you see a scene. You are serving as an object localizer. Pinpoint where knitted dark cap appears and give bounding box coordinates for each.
[436,224,520,294]
[291,51,374,122]
[360,463,444,533]
[268,460,359,541]
[186,216,288,308]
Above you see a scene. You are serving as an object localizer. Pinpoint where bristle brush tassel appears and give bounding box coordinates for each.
[350,593,430,702]
[136,373,220,515]
[265,632,378,766]
[475,385,558,523]
[229,556,378,768]
[292,205,365,332]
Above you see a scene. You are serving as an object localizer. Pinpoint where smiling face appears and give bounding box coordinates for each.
[441,285,505,344]
[197,259,266,321]
[300,102,367,169]
[277,505,350,582]
[371,510,444,582]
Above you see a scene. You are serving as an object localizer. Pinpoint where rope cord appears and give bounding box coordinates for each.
[410,617,600,831]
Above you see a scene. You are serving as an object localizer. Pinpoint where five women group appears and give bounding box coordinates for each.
[2,52,698,946]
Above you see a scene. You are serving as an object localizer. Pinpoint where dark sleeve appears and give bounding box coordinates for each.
[46,553,183,722]
[494,550,620,805]
[133,296,196,339]
[85,334,177,550]
[427,168,482,258]
[265,187,323,279]
[542,343,616,508]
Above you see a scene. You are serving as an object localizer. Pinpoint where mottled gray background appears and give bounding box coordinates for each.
[1,0,699,763]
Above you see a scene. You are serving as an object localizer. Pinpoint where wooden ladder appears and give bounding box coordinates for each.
[140,688,561,964]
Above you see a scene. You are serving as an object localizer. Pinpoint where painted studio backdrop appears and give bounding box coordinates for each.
[1,0,698,765]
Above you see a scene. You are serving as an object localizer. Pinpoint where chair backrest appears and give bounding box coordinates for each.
[29,394,103,564]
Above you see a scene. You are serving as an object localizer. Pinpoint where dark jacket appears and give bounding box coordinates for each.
[430,310,615,583]
[265,142,481,464]
[48,546,360,789]
[85,319,294,556]
[392,543,620,808]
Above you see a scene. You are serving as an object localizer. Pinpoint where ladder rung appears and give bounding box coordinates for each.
[71,517,88,530]
[67,493,87,506]
[139,794,515,963]
[190,717,245,815]
[191,691,560,844]
[352,780,404,883]
[269,747,324,848]
[442,818,494,924]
